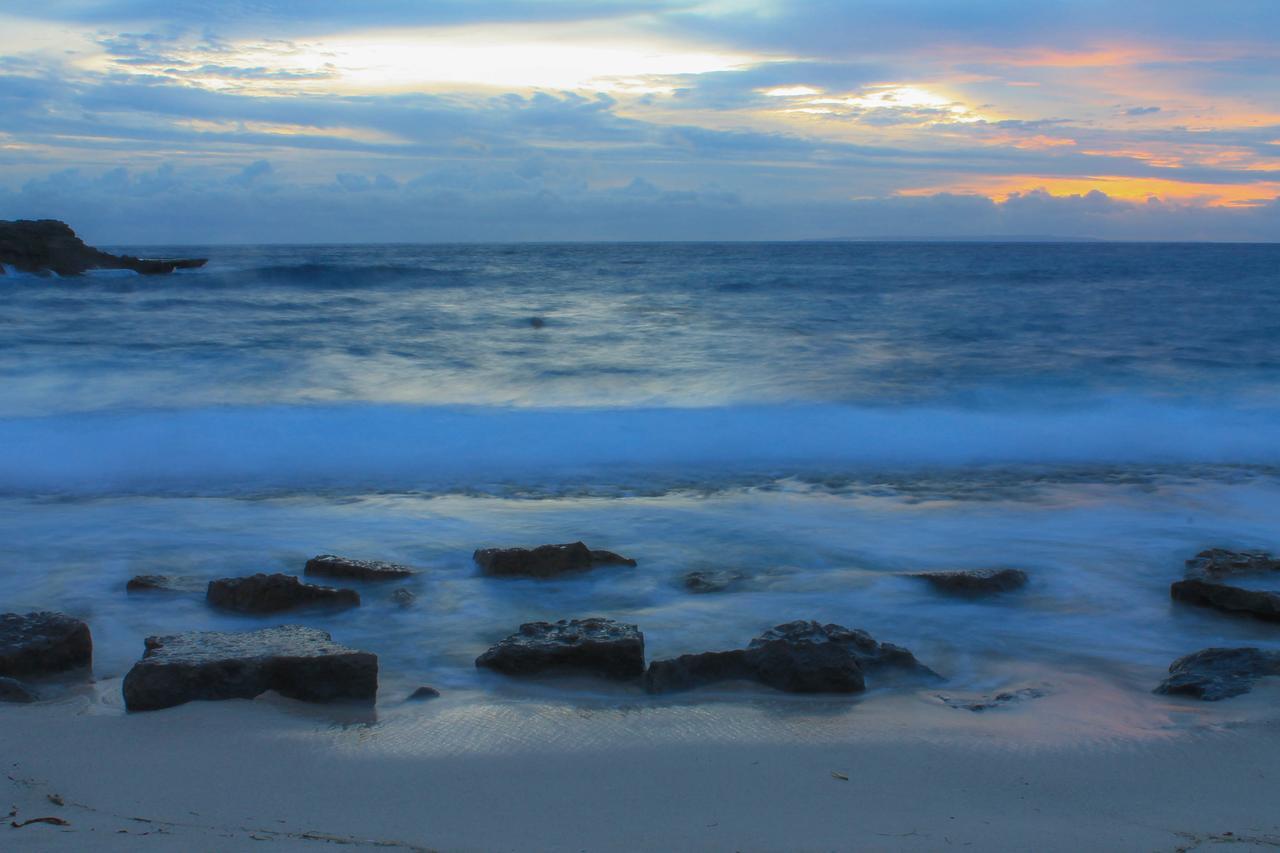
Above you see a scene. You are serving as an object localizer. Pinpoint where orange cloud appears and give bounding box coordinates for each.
[899,175,1280,207]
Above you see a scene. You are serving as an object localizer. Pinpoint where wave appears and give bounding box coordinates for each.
[1,400,1278,496]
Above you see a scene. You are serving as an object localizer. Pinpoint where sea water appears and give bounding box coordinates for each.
[2,242,1278,708]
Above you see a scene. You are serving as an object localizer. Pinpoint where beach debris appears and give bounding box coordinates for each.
[476,618,645,679]
[206,573,360,614]
[304,555,415,582]
[473,541,636,579]
[1170,578,1280,622]
[937,687,1047,711]
[831,771,849,781]
[391,588,417,607]
[407,686,441,701]
[126,574,207,594]
[122,625,378,712]
[10,816,70,828]
[907,568,1029,596]
[1155,647,1280,701]
[644,620,938,694]
[0,219,206,276]
[0,612,92,678]
[682,570,744,594]
[46,794,63,807]
[0,677,36,704]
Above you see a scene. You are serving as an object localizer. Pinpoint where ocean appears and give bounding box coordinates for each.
[3,242,1279,709]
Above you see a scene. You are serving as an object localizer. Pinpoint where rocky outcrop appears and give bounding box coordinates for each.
[304,555,414,582]
[126,575,207,594]
[122,625,378,712]
[473,542,637,578]
[910,568,1028,595]
[1186,549,1280,577]
[0,219,206,276]
[206,573,360,614]
[476,618,645,679]
[682,570,743,593]
[0,612,92,677]
[644,621,937,694]
[0,676,37,703]
[1171,578,1280,621]
[1155,647,1280,701]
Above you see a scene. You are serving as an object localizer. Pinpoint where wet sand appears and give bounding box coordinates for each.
[4,674,1280,851]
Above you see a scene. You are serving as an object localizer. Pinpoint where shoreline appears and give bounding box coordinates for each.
[5,675,1280,851]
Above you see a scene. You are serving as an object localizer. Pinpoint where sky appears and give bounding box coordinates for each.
[0,1,1278,243]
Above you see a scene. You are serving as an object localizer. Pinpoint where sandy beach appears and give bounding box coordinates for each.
[5,672,1280,852]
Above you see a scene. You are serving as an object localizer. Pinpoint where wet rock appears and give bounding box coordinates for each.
[938,687,1047,712]
[0,676,37,703]
[407,686,441,701]
[126,575,207,594]
[0,612,93,677]
[206,573,360,614]
[391,588,416,607]
[304,554,414,582]
[1170,578,1280,622]
[473,542,637,579]
[682,570,743,593]
[1186,549,1280,578]
[476,618,645,679]
[0,219,206,276]
[529,316,546,328]
[122,625,378,712]
[644,620,937,694]
[910,568,1028,595]
[1155,647,1280,701]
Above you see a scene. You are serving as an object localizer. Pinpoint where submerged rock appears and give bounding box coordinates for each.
[682,570,743,593]
[476,618,645,679]
[0,219,206,276]
[1186,549,1280,578]
[938,687,1047,712]
[206,573,360,614]
[473,542,637,579]
[0,676,37,703]
[910,568,1029,595]
[126,574,207,594]
[407,685,441,701]
[304,554,414,582]
[1170,578,1280,622]
[644,620,937,695]
[1155,647,1280,701]
[0,612,92,678]
[391,588,416,607]
[122,625,378,712]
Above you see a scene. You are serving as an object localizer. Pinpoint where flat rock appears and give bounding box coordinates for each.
[476,618,645,679]
[304,555,414,581]
[207,573,360,614]
[0,612,93,678]
[1186,549,1280,578]
[1155,647,1280,701]
[1171,578,1280,622]
[122,625,378,712]
[682,570,743,593]
[0,676,37,703]
[126,574,207,594]
[0,219,206,276]
[910,568,1029,595]
[473,541,636,579]
[645,620,937,694]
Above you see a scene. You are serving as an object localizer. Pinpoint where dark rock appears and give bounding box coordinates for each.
[304,554,415,582]
[407,686,441,701]
[1186,548,1280,578]
[1170,578,1280,622]
[476,618,645,679]
[473,542,637,579]
[644,620,937,694]
[0,612,93,677]
[682,570,743,593]
[910,568,1029,595]
[0,676,37,703]
[206,573,360,614]
[0,219,207,276]
[391,588,416,607]
[1154,647,1280,701]
[529,316,546,328]
[938,687,1047,712]
[126,574,206,594]
[122,625,378,712]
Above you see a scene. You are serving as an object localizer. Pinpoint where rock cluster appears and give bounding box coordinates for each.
[0,219,206,276]
[1170,548,1280,622]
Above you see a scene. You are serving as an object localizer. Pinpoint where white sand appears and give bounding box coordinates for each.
[4,676,1280,852]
